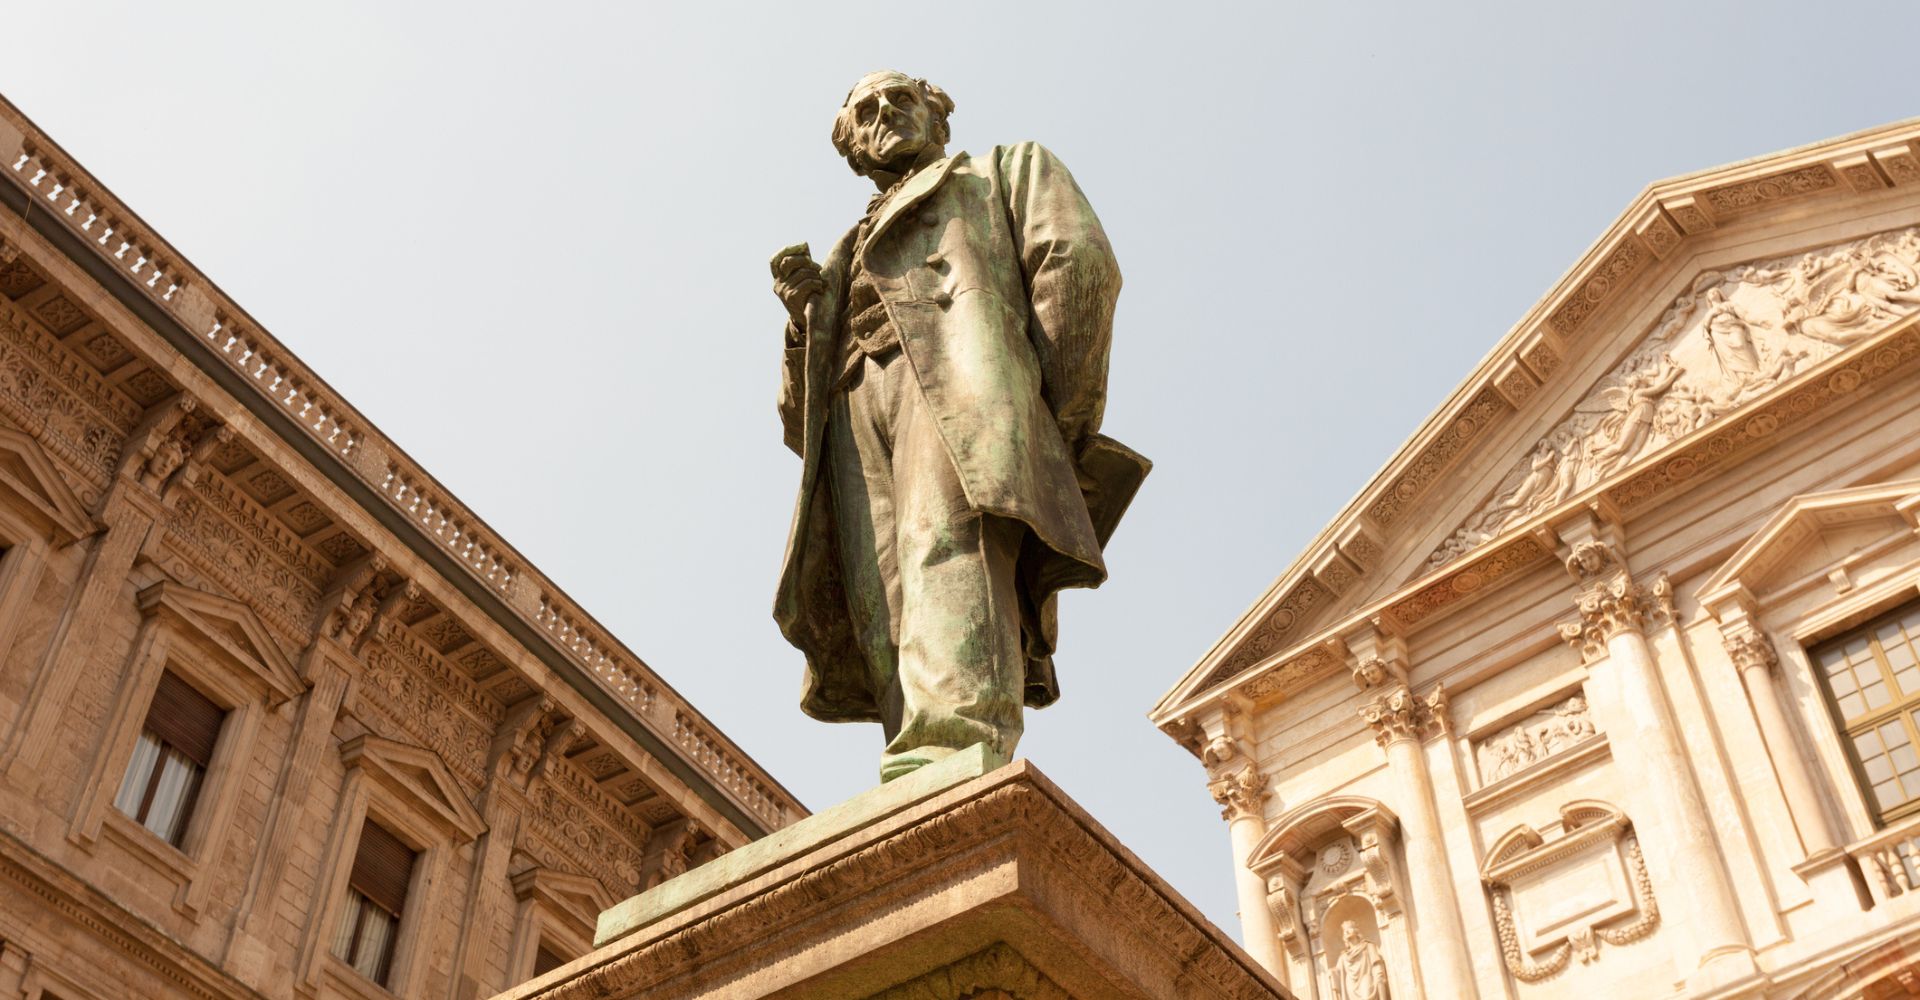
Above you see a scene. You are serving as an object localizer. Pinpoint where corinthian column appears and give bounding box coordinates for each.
[1556,530,1757,990]
[1360,682,1478,999]
[1203,733,1286,979]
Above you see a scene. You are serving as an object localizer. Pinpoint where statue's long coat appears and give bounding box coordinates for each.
[775,142,1147,723]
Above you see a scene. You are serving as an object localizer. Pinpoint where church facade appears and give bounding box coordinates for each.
[0,96,801,1000]
[1154,118,1920,998]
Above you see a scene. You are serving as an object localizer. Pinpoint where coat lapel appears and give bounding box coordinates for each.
[863,152,962,254]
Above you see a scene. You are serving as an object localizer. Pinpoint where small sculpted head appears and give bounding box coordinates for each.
[1342,920,1361,946]
[832,70,954,179]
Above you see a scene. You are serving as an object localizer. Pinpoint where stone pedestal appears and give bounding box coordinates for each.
[493,749,1293,1000]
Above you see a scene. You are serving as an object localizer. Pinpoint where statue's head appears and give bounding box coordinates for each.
[832,70,954,178]
[1342,920,1361,945]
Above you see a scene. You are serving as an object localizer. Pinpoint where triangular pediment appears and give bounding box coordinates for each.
[1153,116,1920,722]
[511,865,617,929]
[136,580,302,704]
[0,425,93,544]
[1423,227,1920,576]
[1699,480,1920,608]
[342,734,486,842]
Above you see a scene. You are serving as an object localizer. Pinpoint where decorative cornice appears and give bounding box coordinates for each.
[0,96,800,836]
[0,826,268,1000]
[1157,118,1920,725]
[540,772,1282,999]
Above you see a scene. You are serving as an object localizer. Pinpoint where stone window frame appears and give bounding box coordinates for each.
[0,426,95,701]
[1807,602,1920,826]
[507,866,613,985]
[18,960,100,1000]
[1698,480,1920,844]
[65,580,302,918]
[298,734,485,1000]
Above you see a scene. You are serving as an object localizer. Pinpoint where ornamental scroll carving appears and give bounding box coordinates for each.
[1481,802,1658,984]
[1474,692,1599,784]
[1431,226,1920,568]
[1359,684,1448,747]
[1203,734,1271,822]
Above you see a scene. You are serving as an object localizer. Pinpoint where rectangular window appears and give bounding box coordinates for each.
[331,820,416,986]
[112,670,224,846]
[533,943,568,978]
[1815,601,1920,824]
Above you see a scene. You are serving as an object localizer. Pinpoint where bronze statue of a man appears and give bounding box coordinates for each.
[771,70,1147,781]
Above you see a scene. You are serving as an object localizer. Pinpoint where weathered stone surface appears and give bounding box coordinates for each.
[507,760,1293,1000]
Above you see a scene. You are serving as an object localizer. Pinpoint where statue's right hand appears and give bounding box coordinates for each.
[770,242,824,330]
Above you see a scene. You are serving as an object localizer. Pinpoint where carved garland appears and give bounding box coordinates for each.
[1487,835,1658,983]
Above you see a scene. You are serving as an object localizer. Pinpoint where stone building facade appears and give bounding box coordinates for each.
[1153,118,1920,999]
[0,96,802,1000]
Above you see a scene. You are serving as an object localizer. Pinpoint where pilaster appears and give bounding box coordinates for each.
[1552,513,1759,994]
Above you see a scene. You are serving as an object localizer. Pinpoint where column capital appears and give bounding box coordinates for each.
[1360,683,1448,746]
[1721,624,1780,676]
[1559,573,1674,663]
[1203,732,1271,823]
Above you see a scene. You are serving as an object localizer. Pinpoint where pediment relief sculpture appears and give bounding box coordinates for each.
[1473,691,1600,785]
[1430,225,1920,569]
[1481,801,1658,983]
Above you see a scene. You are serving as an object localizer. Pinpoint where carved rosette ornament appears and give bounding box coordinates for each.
[1358,684,1447,747]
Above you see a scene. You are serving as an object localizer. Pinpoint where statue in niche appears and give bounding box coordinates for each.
[1330,920,1389,1000]
[768,71,1149,781]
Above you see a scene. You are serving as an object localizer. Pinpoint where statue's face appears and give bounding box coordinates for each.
[1342,921,1361,946]
[845,74,935,173]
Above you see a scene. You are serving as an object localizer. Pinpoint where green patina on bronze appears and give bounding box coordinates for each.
[771,71,1148,781]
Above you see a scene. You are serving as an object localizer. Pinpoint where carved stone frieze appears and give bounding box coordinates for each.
[1432,226,1920,568]
[1359,684,1447,747]
[1474,692,1600,785]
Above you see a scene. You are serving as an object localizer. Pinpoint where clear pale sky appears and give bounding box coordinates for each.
[8,0,1918,941]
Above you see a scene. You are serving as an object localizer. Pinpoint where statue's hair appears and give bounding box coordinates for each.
[831,73,954,177]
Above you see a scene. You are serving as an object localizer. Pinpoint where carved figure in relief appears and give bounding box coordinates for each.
[1474,693,1598,784]
[1330,921,1389,1000]
[769,71,1148,781]
[1430,225,1920,568]
[1583,354,1685,474]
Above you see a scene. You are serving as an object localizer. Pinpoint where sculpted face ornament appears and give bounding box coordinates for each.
[771,72,1149,782]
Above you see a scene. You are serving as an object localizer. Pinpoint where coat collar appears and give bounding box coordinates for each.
[864,151,962,252]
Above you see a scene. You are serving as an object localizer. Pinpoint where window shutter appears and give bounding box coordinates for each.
[145,671,225,767]
[534,944,567,977]
[350,820,417,916]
